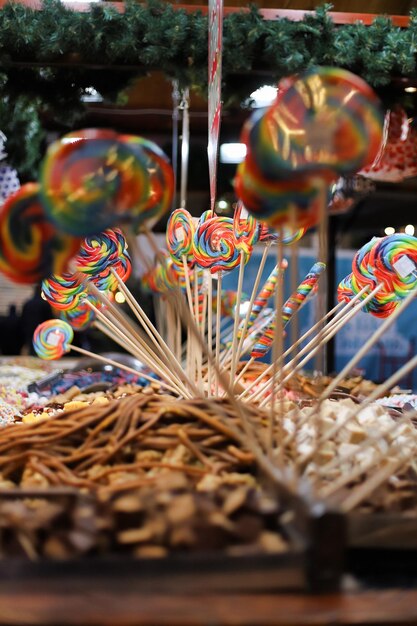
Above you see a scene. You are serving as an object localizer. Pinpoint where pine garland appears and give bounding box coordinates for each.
[0,0,417,176]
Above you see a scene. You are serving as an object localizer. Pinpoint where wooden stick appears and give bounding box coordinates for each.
[110,269,196,394]
[87,301,190,397]
[269,235,285,459]
[230,249,246,383]
[254,283,384,406]
[207,272,213,397]
[239,285,370,401]
[222,242,271,368]
[214,272,222,396]
[317,280,417,404]
[91,322,182,396]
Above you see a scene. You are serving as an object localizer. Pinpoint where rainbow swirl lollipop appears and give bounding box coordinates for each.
[59,297,96,331]
[42,273,85,311]
[233,202,259,253]
[121,135,174,233]
[245,67,383,180]
[40,130,151,236]
[193,216,244,274]
[33,319,74,360]
[370,234,417,299]
[166,209,195,265]
[73,228,132,292]
[0,183,81,285]
[235,161,323,231]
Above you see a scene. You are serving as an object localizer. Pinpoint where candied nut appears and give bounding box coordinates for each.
[166,494,196,524]
[112,494,143,513]
[64,401,89,412]
[92,396,110,406]
[134,545,168,558]
[118,527,154,544]
[196,474,222,492]
[43,536,73,559]
[222,487,248,516]
[258,531,288,553]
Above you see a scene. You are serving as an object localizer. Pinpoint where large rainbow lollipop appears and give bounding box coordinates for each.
[39,130,151,237]
[0,183,81,284]
[59,298,97,331]
[33,319,74,360]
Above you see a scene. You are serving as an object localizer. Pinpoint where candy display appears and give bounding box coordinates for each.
[39,130,152,236]
[0,183,81,284]
[33,319,74,360]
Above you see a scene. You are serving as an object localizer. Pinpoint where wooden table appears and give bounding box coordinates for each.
[1,583,417,626]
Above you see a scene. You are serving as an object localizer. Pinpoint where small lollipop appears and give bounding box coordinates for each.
[59,298,97,331]
[193,216,244,274]
[42,273,85,311]
[40,130,151,236]
[0,183,81,285]
[73,228,132,292]
[33,319,74,360]
[166,209,195,265]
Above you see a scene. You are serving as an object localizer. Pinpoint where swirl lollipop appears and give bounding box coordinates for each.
[0,183,81,285]
[59,298,96,331]
[73,228,132,292]
[42,273,85,311]
[40,130,151,236]
[235,161,324,231]
[193,216,244,274]
[121,135,174,233]
[246,67,383,180]
[166,209,195,265]
[33,319,74,360]
[370,234,417,299]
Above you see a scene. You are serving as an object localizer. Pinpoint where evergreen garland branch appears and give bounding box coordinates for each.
[0,0,416,176]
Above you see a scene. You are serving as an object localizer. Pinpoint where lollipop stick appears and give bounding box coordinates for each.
[215,272,222,395]
[230,250,246,383]
[109,269,194,393]
[252,283,383,405]
[314,180,329,373]
[233,242,271,365]
[87,301,191,397]
[269,236,285,458]
[88,325,182,396]
[207,273,214,396]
